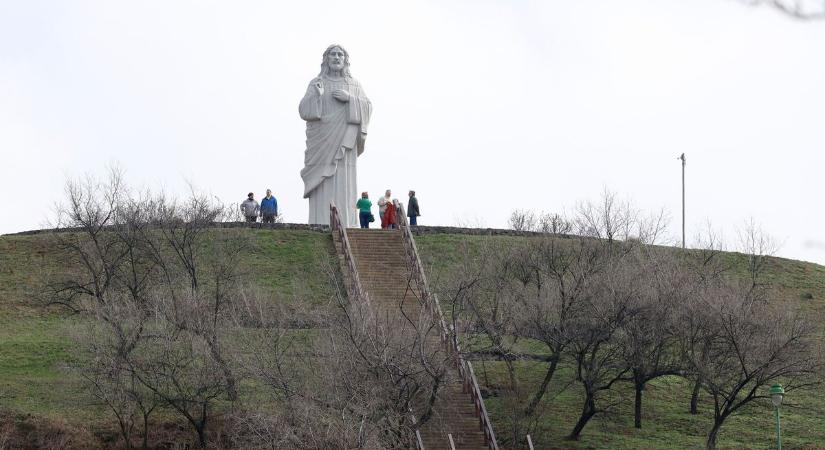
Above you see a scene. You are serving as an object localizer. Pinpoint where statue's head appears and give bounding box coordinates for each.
[319,44,352,78]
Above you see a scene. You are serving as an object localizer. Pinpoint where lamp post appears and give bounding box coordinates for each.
[678,153,686,249]
[770,383,785,450]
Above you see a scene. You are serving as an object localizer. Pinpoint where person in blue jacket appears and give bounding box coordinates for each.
[261,189,279,223]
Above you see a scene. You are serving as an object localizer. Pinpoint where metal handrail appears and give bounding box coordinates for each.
[395,205,499,450]
[415,430,426,450]
[329,203,369,306]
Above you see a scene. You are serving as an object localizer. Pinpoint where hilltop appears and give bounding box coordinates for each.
[0,226,823,449]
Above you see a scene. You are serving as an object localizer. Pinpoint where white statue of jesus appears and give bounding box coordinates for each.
[299,44,372,226]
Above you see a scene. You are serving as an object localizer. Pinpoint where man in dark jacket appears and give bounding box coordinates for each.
[261,189,279,224]
[407,190,420,226]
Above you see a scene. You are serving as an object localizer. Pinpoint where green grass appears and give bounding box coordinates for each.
[0,229,336,428]
[474,359,825,450]
[1,229,824,449]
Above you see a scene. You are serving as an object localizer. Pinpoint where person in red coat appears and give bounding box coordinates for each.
[382,199,398,229]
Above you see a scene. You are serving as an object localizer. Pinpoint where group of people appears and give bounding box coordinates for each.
[240,188,421,229]
[355,189,420,229]
[240,189,279,223]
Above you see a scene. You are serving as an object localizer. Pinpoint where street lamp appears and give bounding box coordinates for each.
[770,383,785,450]
[678,153,686,249]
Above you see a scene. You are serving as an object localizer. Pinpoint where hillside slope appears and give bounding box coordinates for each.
[0,228,823,449]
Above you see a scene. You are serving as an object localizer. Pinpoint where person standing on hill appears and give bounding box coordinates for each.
[241,192,260,223]
[407,190,420,226]
[355,192,372,229]
[261,189,279,224]
[377,189,391,223]
[382,198,398,230]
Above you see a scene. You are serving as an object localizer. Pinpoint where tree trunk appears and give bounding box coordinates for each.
[690,377,701,415]
[705,419,723,450]
[207,336,238,401]
[141,411,150,450]
[524,353,560,417]
[196,424,207,449]
[634,381,644,429]
[567,391,597,440]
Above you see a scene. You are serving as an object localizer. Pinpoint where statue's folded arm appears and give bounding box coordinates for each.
[299,82,323,121]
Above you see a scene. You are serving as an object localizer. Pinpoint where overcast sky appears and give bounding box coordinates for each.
[1,0,824,264]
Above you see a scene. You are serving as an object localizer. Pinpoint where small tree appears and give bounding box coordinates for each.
[618,250,686,429]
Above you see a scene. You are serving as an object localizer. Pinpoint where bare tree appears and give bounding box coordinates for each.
[682,283,820,450]
[435,237,536,446]
[675,224,821,450]
[563,251,635,441]
[508,209,538,232]
[52,170,247,449]
[750,0,825,19]
[618,250,687,429]
[233,260,451,449]
[516,231,604,420]
[73,296,162,450]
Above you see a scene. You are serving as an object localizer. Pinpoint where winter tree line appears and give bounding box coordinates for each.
[33,169,823,450]
[41,169,451,449]
[431,194,823,449]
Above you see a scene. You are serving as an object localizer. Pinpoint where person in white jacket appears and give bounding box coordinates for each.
[240,192,260,223]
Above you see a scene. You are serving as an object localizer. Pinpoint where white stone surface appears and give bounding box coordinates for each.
[299,44,372,226]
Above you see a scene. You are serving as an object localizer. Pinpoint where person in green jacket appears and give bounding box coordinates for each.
[355,192,372,229]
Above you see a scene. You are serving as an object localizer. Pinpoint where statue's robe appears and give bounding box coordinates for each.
[299,75,371,226]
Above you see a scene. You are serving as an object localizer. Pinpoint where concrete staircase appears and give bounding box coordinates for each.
[343,228,492,450]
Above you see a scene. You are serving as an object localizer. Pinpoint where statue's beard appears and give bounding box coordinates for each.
[320,64,351,79]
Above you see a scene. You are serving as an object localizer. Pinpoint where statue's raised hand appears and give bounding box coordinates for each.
[332,89,350,102]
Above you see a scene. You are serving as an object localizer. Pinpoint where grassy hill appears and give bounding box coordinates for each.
[0,228,823,449]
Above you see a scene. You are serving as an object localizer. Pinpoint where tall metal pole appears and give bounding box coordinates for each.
[775,406,782,450]
[679,153,686,249]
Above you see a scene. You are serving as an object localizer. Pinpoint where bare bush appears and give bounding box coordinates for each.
[227,260,451,449]
[51,169,247,449]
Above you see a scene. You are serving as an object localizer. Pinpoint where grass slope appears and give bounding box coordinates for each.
[0,230,334,427]
[0,229,823,449]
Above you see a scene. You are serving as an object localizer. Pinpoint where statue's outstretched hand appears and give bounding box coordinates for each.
[332,89,350,102]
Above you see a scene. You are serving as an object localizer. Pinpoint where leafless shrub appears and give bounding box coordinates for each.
[508,209,537,232]
[50,168,248,449]
[508,210,572,235]
[225,259,451,449]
